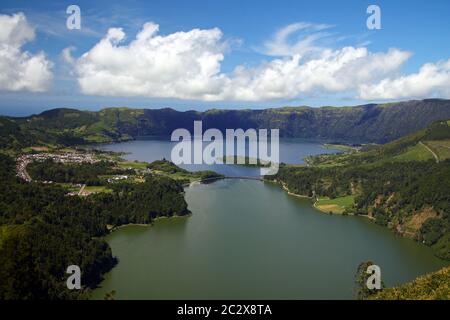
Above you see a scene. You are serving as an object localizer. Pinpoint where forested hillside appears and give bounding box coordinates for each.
[1,101,449,299]
[267,120,450,260]
[1,99,450,151]
[0,154,190,299]
[369,266,449,300]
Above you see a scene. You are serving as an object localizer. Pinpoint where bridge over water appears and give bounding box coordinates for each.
[223,176,263,181]
[183,175,264,187]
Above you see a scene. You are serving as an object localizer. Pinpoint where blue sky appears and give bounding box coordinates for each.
[0,0,449,116]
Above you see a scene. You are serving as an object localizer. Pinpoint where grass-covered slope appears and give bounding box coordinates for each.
[306,119,450,167]
[2,99,450,151]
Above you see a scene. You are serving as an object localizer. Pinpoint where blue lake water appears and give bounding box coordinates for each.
[98,137,341,176]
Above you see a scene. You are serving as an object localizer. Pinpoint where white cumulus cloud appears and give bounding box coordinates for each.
[359,59,450,100]
[0,12,53,92]
[216,47,411,101]
[75,22,227,100]
[73,21,445,102]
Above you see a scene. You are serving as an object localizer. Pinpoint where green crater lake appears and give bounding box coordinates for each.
[92,139,447,299]
[92,179,447,299]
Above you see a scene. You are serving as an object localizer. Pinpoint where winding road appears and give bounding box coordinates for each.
[419,141,439,163]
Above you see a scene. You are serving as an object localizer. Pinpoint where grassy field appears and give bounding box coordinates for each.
[117,160,148,170]
[83,186,113,194]
[322,143,357,151]
[151,170,213,184]
[169,172,197,183]
[84,134,113,143]
[424,140,450,161]
[151,170,192,182]
[56,183,80,192]
[315,195,355,214]
[305,153,351,167]
[391,143,434,162]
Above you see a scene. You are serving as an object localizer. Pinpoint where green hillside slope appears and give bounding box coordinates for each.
[2,99,450,150]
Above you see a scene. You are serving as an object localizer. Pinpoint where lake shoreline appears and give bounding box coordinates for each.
[269,179,376,219]
[91,139,448,299]
[92,177,448,300]
[107,214,191,232]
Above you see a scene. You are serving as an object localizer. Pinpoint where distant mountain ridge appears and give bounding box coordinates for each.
[2,99,450,148]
